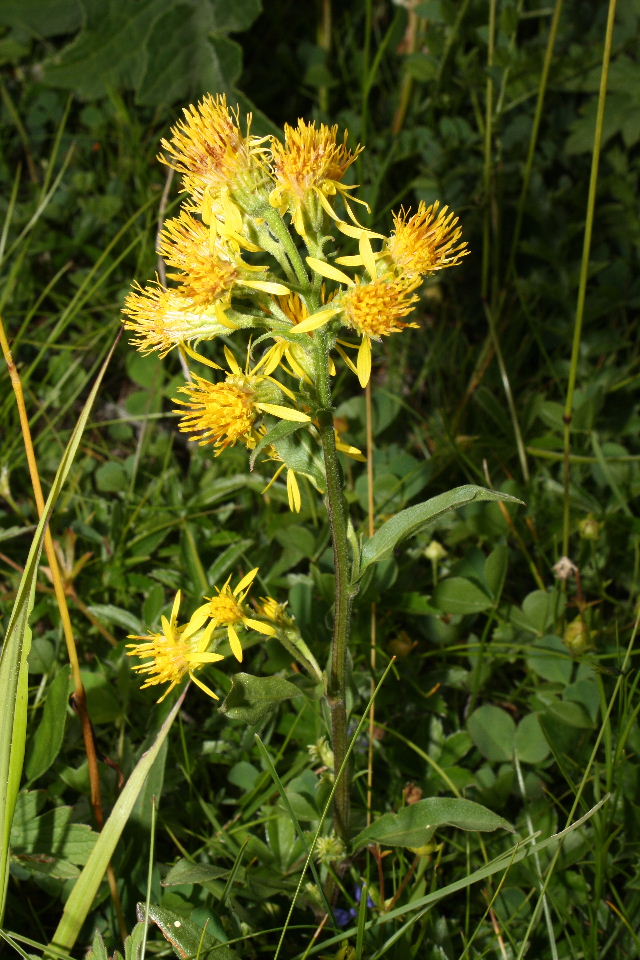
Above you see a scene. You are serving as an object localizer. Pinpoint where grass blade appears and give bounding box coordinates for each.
[50,688,187,952]
[0,335,118,923]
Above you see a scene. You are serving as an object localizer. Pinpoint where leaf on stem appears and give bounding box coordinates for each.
[357,485,523,579]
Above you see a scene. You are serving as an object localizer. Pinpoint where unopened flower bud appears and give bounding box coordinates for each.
[564,617,590,655]
[315,834,346,865]
[578,515,601,541]
[425,539,447,562]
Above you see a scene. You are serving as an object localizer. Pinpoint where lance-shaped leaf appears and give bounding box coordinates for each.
[51,691,186,951]
[357,485,523,579]
[351,797,513,853]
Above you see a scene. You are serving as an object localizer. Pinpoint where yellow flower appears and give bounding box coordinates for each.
[157,211,239,306]
[126,591,223,702]
[157,210,289,306]
[121,281,236,357]
[193,568,276,661]
[159,94,266,203]
[269,120,364,235]
[254,595,295,628]
[386,201,469,278]
[174,346,311,454]
[341,275,421,387]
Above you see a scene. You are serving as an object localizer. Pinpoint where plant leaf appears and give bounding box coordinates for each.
[220,673,302,726]
[351,797,512,852]
[0,336,118,923]
[357,485,523,578]
[50,690,186,951]
[137,902,239,959]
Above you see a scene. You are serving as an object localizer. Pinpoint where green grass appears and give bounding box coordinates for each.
[1,0,640,957]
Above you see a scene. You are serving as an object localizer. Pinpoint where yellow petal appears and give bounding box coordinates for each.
[235,567,259,595]
[335,343,359,377]
[336,440,366,461]
[316,189,340,222]
[170,591,181,625]
[189,671,220,701]
[287,469,302,513]
[224,344,241,375]
[243,617,277,636]
[294,305,342,334]
[357,336,372,388]
[183,343,223,369]
[228,624,243,661]
[336,221,384,240]
[359,235,377,279]
[335,254,365,266]
[306,257,355,287]
[182,606,210,639]
[242,279,291,296]
[261,462,285,495]
[188,651,225,664]
[214,301,239,330]
[257,402,311,422]
[256,344,284,377]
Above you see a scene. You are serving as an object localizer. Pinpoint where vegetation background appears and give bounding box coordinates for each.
[1,0,639,957]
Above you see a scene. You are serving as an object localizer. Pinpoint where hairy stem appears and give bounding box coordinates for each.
[315,330,352,841]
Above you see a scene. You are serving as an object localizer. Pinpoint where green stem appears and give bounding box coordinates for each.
[260,204,309,288]
[315,329,352,842]
[562,0,617,557]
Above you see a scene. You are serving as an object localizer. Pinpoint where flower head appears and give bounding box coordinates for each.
[193,568,276,661]
[159,94,266,202]
[386,201,469,278]
[174,346,311,454]
[121,281,236,357]
[269,120,363,235]
[126,591,223,702]
[341,275,421,387]
[157,211,239,306]
[255,595,295,628]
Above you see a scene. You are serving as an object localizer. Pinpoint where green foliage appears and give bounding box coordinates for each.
[1,0,639,957]
[352,797,512,851]
[0,0,262,106]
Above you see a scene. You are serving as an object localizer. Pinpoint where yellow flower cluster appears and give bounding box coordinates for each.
[121,96,468,702]
[122,93,467,387]
[126,570,284,702]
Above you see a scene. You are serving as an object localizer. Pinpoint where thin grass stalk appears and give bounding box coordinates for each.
[365,380,377,827]
[506,0,564,284]
[0,318,126,938]
[481,0,497,303]
[482,302,530,482]
[516,608,636,960]
[562,0,618,557]
[317,0,332,115]
[391,5,423,135]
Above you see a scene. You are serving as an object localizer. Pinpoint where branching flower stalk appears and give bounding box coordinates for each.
[121,94,468,846]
